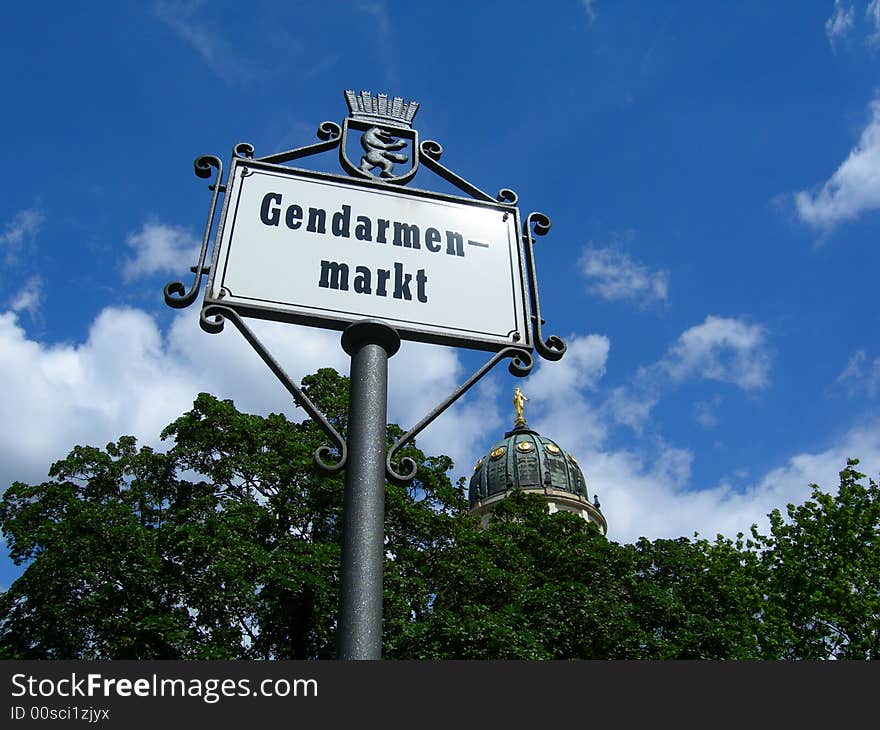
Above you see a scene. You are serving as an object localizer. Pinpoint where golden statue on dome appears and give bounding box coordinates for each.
[513,387,529,427]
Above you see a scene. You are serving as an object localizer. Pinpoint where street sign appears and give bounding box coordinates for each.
[167,90,567,659]
[206,158,531,351]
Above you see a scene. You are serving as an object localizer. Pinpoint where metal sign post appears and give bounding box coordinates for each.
[337,321,399,659]
[164,91,567,660]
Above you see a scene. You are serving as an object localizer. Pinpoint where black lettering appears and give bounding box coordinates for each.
[307,207,327,234]
[285,204,302,229]
[354,216,372,241]
[331,205,351,238]
[260,193,282,226]
[376,268,390,297]
[393,222,420,249]
[376,218,390,244]
[318,260,349,290]
[393,262,412,300]
[425,227,442,252]
[446,231,464,257]
[416,269,428,303]
[353,266,372,294]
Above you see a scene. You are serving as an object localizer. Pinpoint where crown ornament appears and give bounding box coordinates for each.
[344,90,420,129]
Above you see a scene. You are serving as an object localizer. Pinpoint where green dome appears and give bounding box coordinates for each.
[468,424,591,509]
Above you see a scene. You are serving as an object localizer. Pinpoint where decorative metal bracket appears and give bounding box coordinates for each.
[522,212,567,361]
[235,121,343,166]
[164,90,568,484]
[419,139,519,205]
[163,155,223,309]
[199,304,347,474]
[385,347,534,486]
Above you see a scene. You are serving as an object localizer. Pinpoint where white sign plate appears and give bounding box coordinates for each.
[206,159,531,351]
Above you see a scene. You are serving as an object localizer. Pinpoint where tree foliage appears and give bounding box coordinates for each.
[749,460,880,659]
[1,370,877,659]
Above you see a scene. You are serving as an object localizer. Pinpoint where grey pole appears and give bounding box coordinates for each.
[337,320,401,660]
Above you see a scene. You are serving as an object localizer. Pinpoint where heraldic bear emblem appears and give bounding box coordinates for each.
[359,127,409,179]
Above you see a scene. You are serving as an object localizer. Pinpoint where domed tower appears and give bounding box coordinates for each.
[468,388,607,534]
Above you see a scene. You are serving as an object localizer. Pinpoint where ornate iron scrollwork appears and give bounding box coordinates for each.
[418,139,502,203]
[233,142,255,159]
[522,212,567,361]
[167,90,568,486]
[163,155,223,309]
[200,304,347,474]
[385,347,534,485]
[496,188,518,206]
[256,122,342,165]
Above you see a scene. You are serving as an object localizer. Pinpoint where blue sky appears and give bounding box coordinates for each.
[1,1,879,588]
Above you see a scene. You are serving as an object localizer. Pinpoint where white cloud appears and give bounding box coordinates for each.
[0,306,346,489]
[428,329,876,545]
[9,276,43,316]
[837,349,880,397]
[356,2,393,45]
[353,2,398,86]
[526,334,609,398]
[825,1,855,46]
[694,394,723,430]
[0,299,500,503]
[122,221,199,282]
[484,335,615,506]
[152,1,259,84]
[1,303,876,557]
[1,209,45,263]
[449,323,873,546]
[602,316,768,434]
[571,420,880,543]
[650,440,694,485]
[524,335,611,451]
[794,97,880,229]
[868,0,880,44]
[579,245,669,307]
[582,0,597,24]
[663,315,771,390]
[482,328,874,544]
[604,385,657,434]
[0,308,176,486]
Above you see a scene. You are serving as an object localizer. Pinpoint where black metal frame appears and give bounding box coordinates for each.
[163,98,566,486]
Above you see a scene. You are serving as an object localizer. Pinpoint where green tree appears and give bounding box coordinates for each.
[385,492,766,659]
[0,369,458,659]
[1,370,878,659]
[751,459,880,659]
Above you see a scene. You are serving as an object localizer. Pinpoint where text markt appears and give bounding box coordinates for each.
[259,192,490,304]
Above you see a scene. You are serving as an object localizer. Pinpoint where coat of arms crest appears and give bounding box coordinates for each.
[340,90,420,184]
